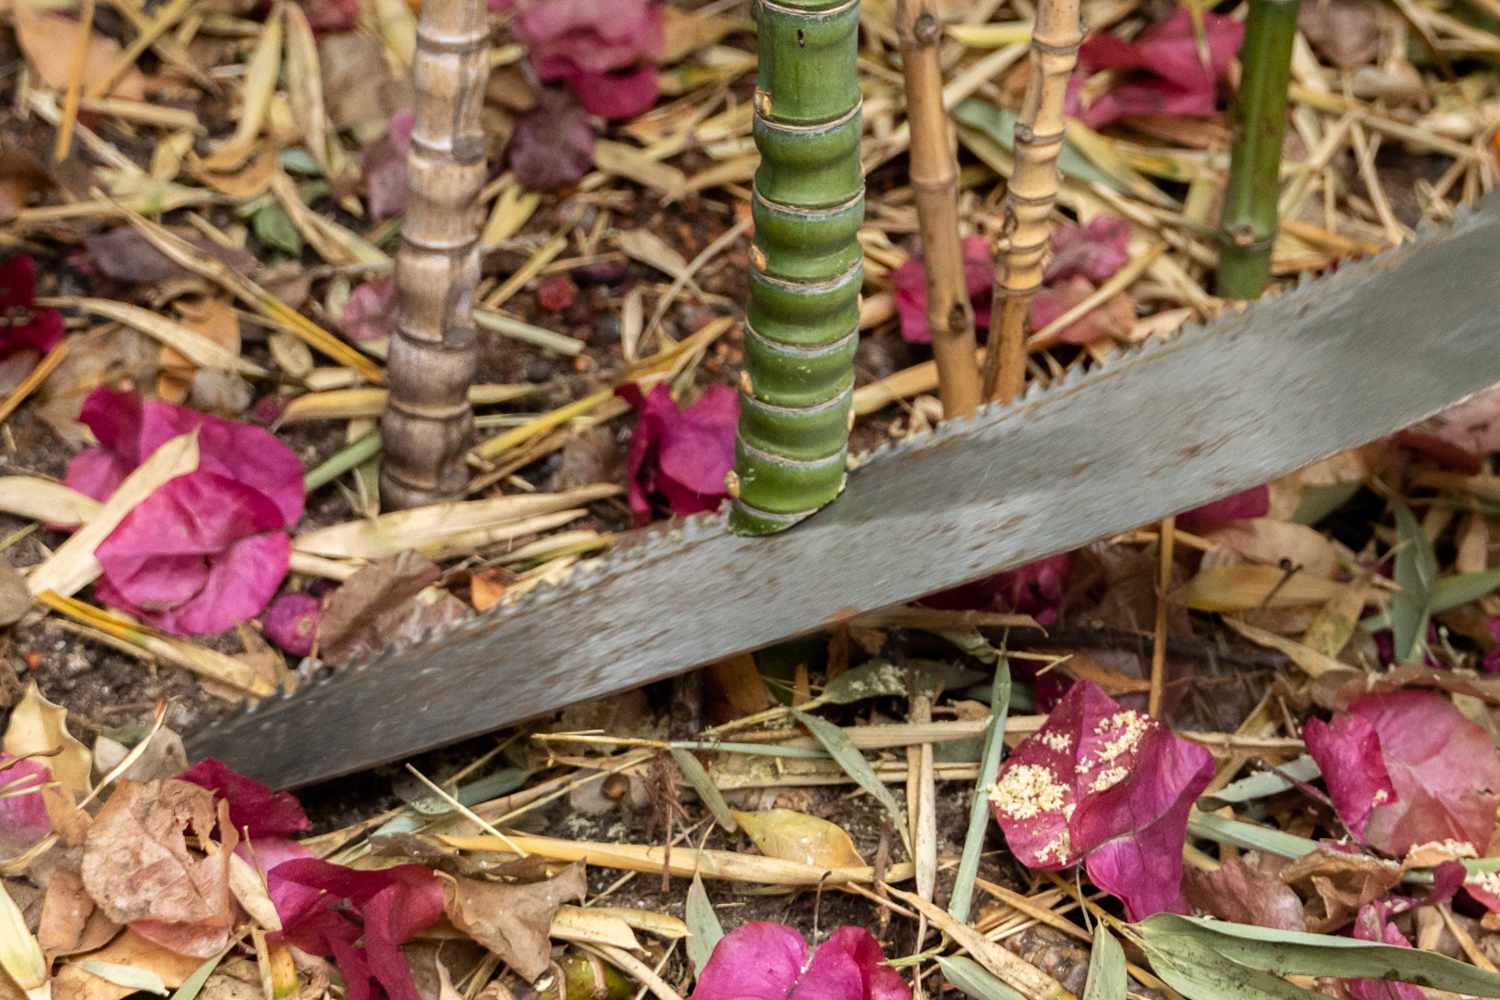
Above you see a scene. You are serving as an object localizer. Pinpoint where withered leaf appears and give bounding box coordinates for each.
[39,866,119,960]
[318,551,468,665]
[1280,846,1401,932]
[80,780,235,955]
[441,862,586,981]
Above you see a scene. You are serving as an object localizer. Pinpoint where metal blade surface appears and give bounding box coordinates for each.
[190,196,1500,788]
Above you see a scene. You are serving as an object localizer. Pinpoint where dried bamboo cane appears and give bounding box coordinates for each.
[980,0,1083,404]
[897,0,981,419]
[1216,0,1300,299]
[729,0,864,535]
[380,0,488,508]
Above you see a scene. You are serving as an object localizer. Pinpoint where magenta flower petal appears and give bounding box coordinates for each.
[618,383,738,525]
[268,859,445,1000]
[693,924,909,1000]
[518,0,663,78]
[1044,217,1130,284]
[990,680,1214,919]
[179,759,312,839]
[1352,691,1500,855]
[1074,11,1243,128]
[1348,903,1425,1000]
[569,64,660,120]
[892,235,993,345]
[67,387,305,526]
[265,592,321,657]
[0,754,52,853]
[361,111,413,220]
[1302,712,1396,839]
[342,278,398,343]
[508,97,596,191]
[1176,485,1269,532]
[0,256,66,360]
[94,473,291,636]
[693,922,806,1000]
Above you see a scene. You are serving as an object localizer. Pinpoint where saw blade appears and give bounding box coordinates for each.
[190,195,1500,788]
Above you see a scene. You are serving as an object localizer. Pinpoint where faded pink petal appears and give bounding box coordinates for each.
[1348,903,1425,1000]
[569,64,660,120]
[300,0,357,33]
[268,858,444,1000]
[990,680,1214,919]
[265,592,321,657]
[179,759,312,839]
[693,923,909,1000]
[1182,856,1306,930]
[1176,485,1269,532]
[1045,217,1130,284]
[94,473,292,635]
[509,97,595,191]
[893,235,993,345]
[1354,691,1500,856]
[618,383,738,525]
[342,277,398,343]
[1072,11,1243,129]
[0,755,51,855]
[517,0,663,78]
[1303,713,1396,840]
[1028,275,1135,346]
[65,387,305,527]
[361,111,413,220]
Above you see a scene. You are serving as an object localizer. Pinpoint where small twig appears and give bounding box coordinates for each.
[1149,515,1175,717]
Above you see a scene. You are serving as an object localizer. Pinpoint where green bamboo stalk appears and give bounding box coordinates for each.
[729,0,863,536]
[1215,0,1300,300]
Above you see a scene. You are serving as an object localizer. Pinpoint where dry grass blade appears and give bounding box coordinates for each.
[41,297,267,377]
[440,833,917,886]
[280,384,539,424]
[0,477,101,526]
[794,709,912,859]
[27,431,199,599]
[291,484,621,559]
[889,886,1074,999]
[197,5,282,171]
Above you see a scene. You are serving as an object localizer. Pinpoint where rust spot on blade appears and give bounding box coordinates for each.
[827,607,863,625]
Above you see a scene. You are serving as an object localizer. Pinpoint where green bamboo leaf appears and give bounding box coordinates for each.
[669,747,737,834]
[935,955,1026,1000]
[1139,929,1324,1000]
[1391,500,1438,662]
[793,708,911,857]
[253,203,303,255]
[1083,923,1127,1000]
[1199,755,1319,808]
[820,660,980,706]
[169,952,227,1000]
[949,658,1011,923]
[1141,914,1500,996]
[684,873,723,976]
[1186,809,1319,860]
[952,100,1123,193]
[1360,568,1500,632]
[81,960,170,995]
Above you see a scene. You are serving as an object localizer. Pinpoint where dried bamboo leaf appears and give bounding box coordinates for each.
[889,886,1070,1000]
[197,8,283,171]
[684,874,722,976]
[28,431,199,599]
[43,297,266,377]
[0,477,101,527]
[669,748,737,833]
[793,709,911,858]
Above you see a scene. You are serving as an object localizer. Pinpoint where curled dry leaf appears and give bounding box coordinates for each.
[730,809,866,868]
[80,779,237,957]
[52,930,203,1000]
[1181,854,1305,930]
[1280,847,1403,932]
[316,551,469,665]
[441,862,586,981]
[11,3,147,101]
[509,95,596,192]
[38,867,118,961]
[988,680,1213,919]
[4,682,91,797]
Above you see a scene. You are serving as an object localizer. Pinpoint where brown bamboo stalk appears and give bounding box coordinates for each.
[980,0,1083,403]
[380,0,487,508]
[897,0,981,419]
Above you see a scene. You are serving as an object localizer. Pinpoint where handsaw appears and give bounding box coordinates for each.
[189,195,1500,789]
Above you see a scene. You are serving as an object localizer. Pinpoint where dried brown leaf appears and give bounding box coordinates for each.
[730,808,866,867]
[4,682,91,796]
[53,929,203,1000]
[159,297,241,403]
[1280,847,1401,932]
[39,866,119,960]
[1182,853,1305,930]
[80,780,235,955]
[12,2,147,100]
[317,551,468,665]
[442,862,586,981]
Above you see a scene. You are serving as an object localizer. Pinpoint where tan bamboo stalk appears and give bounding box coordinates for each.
[980,1,1083,403]
[380,0,488,508]
[897,0,981,419]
